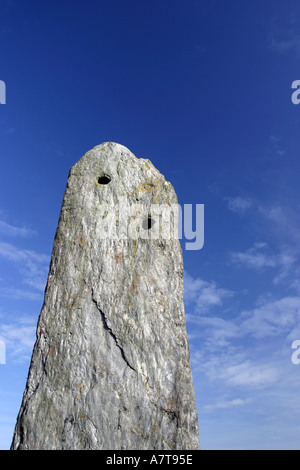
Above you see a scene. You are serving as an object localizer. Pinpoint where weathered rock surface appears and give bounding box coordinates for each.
[11,142,200,450]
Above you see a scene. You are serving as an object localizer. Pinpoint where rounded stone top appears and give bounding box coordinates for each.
[67,142,176,207]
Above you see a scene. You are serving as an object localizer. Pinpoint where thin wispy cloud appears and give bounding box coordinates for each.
[184,271,234,314]
[269,25,300,55]
[187,314,240,345]
[203,397,252,412]
[270,136,286,157]
[0,317,36,363]
[188,275,300,345]
[192,344,280,389]
[269,33,300,53]
[0,287,42,301]
[0,220,37,238]
[186,270,300,393]
[230,242,297,284]
[258,204,300,245]
[225,196,253,214]
[220,360,279,388]
[240,295,300,340]
[0,241,50,291]
[268,14,300,56]
[230,242,277,269]
[0,242,48,264]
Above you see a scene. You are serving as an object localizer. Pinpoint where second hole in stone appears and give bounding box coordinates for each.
[142,217,155,230]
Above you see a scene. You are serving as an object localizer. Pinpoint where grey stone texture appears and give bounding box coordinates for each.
[11,142,200,450]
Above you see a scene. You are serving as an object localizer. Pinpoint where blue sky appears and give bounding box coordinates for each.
[1,0,300,450]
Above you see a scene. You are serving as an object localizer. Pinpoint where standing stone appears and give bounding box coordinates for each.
[11,142,200,450]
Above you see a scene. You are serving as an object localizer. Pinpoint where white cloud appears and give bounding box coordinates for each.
[0,318,36,363]
[204,397,252,412]
[184,271,234,314]
[230,242,297,283]
[0,242,48,264]
[186,269,300,395]
[220,361,279,388]
[240,296,300,339]
[187,315,240,345]
[290,279,300,293]
[186,272,300,342]
[269,26,300,54]
[0,220,37,238]
[270,136,286,157]
[225,196,253,214]
[189,290,300,346]
[0,241,50,291]
[260,205,288,227]
[0,287,42,301]
[268,14,300,58]
[258,204,300,245]
[231,248,276,269]
[191,343,280,389]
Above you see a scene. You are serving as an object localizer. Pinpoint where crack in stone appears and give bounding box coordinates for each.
[91,290,136,373]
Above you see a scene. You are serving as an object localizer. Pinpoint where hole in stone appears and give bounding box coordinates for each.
[97,174,111,185]
[142,217,155,230]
